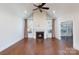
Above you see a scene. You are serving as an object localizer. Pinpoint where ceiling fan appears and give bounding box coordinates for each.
[33,3,49,12]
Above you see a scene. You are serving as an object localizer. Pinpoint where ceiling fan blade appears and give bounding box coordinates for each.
[33,4,38,7]
[33,8,38,11]
[39,3,46,7]
[39,9,42,12]
[42,7,49,10]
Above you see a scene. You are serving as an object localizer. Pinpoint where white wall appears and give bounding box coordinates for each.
[73,15,79,50]
[0,4,24,52]
[33,10,47,31]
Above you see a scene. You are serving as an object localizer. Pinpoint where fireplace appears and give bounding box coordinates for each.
[36,32,44,39]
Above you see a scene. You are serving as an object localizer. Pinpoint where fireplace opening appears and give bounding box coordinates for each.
[36,32,44,39]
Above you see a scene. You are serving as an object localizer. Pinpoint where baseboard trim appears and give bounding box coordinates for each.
[0,38,24,53]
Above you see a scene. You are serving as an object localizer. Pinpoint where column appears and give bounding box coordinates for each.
[52,19,56,38]
[24,19,28,39]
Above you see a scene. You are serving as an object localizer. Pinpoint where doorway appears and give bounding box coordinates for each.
[61,20,73,47]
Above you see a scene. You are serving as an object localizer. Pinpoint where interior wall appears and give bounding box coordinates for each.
[73,15,79,50]
[33,10,47,31]
[0,4,24,52]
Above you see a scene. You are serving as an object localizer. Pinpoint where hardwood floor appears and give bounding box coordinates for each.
[0,38,79,55]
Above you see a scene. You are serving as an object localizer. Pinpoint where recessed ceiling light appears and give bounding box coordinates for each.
[52,10,55,14]
[24,10,27,14]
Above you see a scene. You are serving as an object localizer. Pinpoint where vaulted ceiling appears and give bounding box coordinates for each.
[0,3,79,19]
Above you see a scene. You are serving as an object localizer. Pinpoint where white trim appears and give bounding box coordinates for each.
[0,37,24,52]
